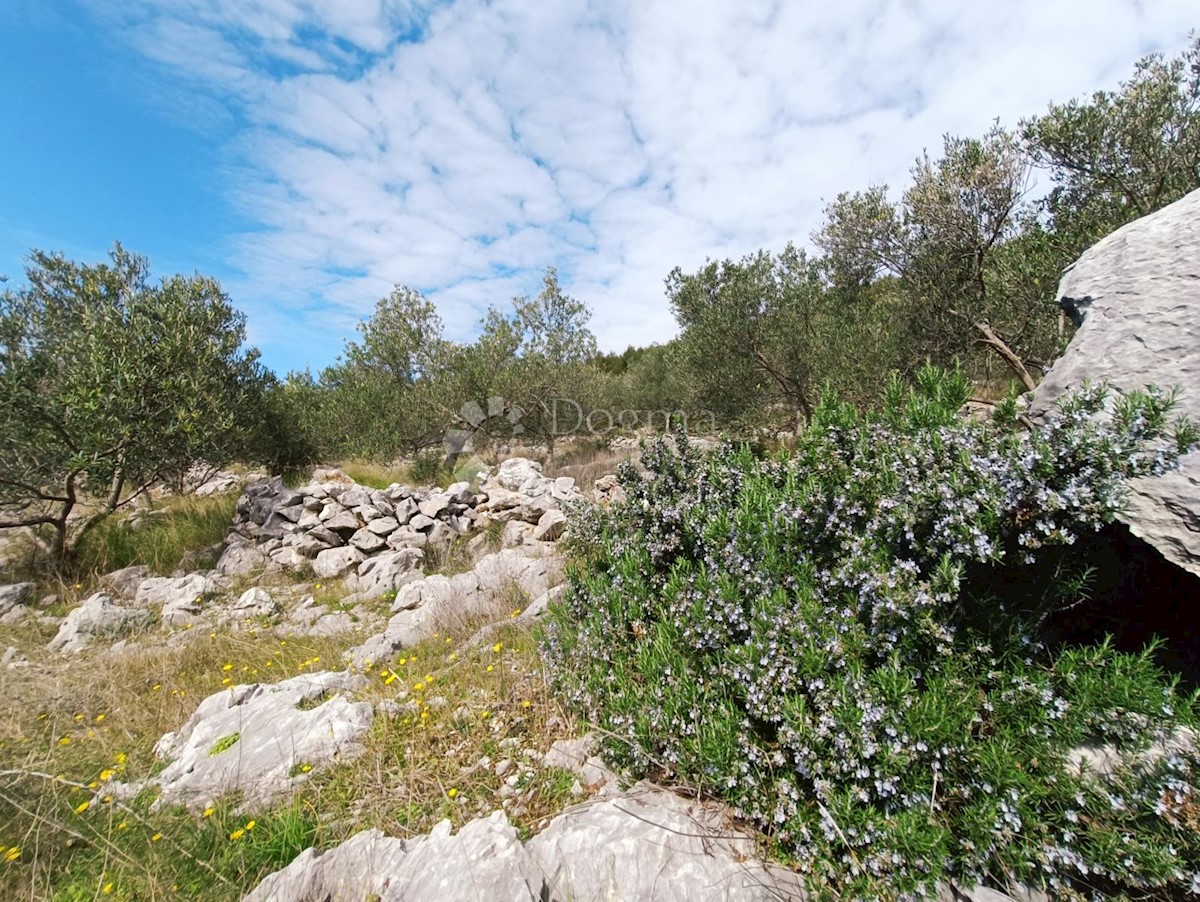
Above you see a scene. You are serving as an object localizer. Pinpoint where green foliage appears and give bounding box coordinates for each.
[0,244,270,565]
[73,492,237,578]
[207,733,241,757]
[1022,33,1200,255]
[546,368,1200,900]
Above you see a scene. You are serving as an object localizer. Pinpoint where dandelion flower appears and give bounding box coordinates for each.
[58,737,72,747]
[229,828,245,841]
[151,833,163,842]
[94,713,106,723]
[100,769,115,781]
[245,819,256,830]
[447,788,458,798]
[202,807,215,818]
[521,700,532,709]
[116,822,127,831]
[102,883,114,894]
[114,753,127,765]
[222,663,233,672]
[486,665,494,673]
[5,847,20,861]
[75,801,91,814]
[492,642,503,653]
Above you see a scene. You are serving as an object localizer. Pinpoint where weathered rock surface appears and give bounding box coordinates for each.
[49,593,152,653]
[98,565,150,599]
[347,548,562,669]
[1029,188,1200,576]
[244,782,808,901]
[0,582,34,615]
[132,671,371,812]
[135,573,220,609]
[220,460,581,593]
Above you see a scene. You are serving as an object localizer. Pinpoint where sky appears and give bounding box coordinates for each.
[1,1,1195,376]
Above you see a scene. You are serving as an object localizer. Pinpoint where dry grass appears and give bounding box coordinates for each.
[542,446,633,489]
[0,572,585,899]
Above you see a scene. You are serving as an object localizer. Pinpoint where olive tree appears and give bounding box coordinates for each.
[816,127,1052,388]
[0,245,268,565]
[1022,33,1200,255]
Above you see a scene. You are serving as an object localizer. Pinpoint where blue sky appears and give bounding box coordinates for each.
[1,0,1196,376]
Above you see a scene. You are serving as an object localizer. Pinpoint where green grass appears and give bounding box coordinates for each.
[334,460,408,490]
[73,493,238,579]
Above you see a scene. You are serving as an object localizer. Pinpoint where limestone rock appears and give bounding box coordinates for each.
[347,549,561,668]
[532,508,567,542]
[99,565,150,599]
[216,542,270,578]
[142,670,371,811]
[0,582,34,615]
[135,573,219,609]
[349,528,388,553]
[345,548,424,601]
[229,587,280,620]
[49,593,152,653]
[367,516,400,536]
[313,546,366,580]
[1029,188,1200,576]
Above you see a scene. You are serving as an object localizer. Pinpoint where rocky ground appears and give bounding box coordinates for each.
[0,458,1039,901]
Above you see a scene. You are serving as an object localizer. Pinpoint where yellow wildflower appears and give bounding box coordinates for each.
[245,819,256,830]
[492,642,503,653]
[202,807,215,817]
[102,883,114,895]
[229,828,245,841]
[94,713,106,723]
[75,800,90,814]
[150,833,163,842]
[58,737,71,747]
[222,663,233,672]
[447,788,458,798]
[5,847,20,861]
[100,769,115,781]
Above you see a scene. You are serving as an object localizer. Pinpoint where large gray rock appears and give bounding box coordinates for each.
[1029,188,1200,576]
[312,546,366,580]
[136,670,371,812]
[347,549,562,668]
[345,548,424,601]
[0,582,34,615]
[244,783,809,901]
[98,565,150,599]
[49,593,152,653]
[135,573,219,609]
[216,542,270,577]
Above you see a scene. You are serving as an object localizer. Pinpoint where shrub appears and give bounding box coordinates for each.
[545,366,1200,900]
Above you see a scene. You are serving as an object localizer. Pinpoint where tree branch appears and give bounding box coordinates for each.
[973,322,1038,392]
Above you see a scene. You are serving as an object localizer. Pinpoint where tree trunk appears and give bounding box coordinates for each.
[973,322,1038,393]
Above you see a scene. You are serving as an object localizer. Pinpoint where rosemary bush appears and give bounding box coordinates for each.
[544,366,1200,901]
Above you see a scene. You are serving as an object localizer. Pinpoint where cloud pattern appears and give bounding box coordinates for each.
[91,0,1197,372]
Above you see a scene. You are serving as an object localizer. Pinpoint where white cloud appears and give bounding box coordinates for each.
[92,0,1197,372]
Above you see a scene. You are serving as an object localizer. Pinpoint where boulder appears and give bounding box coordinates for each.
[313,547,367,580]
[347,549,561,668]
[367,516,400,536]
[532,509,568,543]
[99,565,150,599]
[324,509,364,536]
[345,548,425,601]
[135,573,219,609]
[1029,188,1200,576]
[132,670,371,812]
[246,782,807,901]
[349,528,388,553]
[418,495,450,519]
[228,587,280,620]
[49,593,152,653]
[0,582,34,615]
[216,542,270,578]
